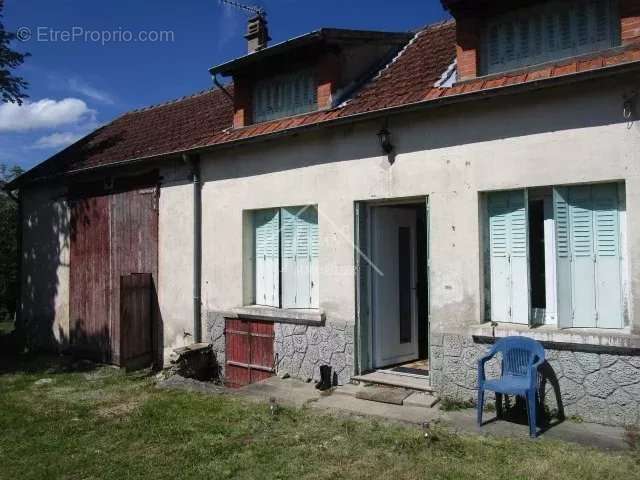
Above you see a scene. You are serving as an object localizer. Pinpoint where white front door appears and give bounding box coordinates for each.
[371,206,419,368]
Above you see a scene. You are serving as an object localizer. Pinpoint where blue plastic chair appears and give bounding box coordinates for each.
[477,336,545,437]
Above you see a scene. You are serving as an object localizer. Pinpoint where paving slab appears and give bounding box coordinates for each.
[233,376,321,408]
[332,383,365,397]
[313,392,439,425]
[355,386,411,405]
[404,392,440,408]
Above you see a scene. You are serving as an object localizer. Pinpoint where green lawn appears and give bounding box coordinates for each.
[0,356,638,480]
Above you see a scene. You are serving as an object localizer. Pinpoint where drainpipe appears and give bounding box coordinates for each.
[182,153,202,343]
[212,73,234,103]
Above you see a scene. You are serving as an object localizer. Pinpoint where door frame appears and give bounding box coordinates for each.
[354,196,430,374]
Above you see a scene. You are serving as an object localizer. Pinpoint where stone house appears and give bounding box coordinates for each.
[7,0,640,425]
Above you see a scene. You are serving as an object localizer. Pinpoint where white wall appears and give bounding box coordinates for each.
[21,184,70,347]
[157,162,194,363]
[165,76,640,339]
[21,75,640,356]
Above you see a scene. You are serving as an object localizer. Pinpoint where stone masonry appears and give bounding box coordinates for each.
[206,311,355,385]
[430,333,640,426]
[274,321,355,385]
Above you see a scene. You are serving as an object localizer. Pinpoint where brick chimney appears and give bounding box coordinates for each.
[245,14,271,53]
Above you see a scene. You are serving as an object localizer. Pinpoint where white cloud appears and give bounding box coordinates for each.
[67,78,115,105]
[46,72,116,105]
[0,98,96,132]
[33,132,84,149]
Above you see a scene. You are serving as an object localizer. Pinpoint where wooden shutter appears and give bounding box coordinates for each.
[554,183,622,329]
[253,71,317,123]
[488,190,529,324]
[554,187,573,328]
[593,184,622,328]
[254,209,280,307]
[281,206,318,309]
[481,0,620,75]
[569,185,597,327]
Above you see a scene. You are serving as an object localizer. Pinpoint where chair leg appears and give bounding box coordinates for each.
[477,388,485,426]
[496,393,503,419]
[527,391,537,438]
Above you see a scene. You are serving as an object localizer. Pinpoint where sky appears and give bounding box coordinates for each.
[1,0,449,171]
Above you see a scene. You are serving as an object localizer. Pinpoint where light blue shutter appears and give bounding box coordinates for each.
[482,0,619,75]
[281,208,297,308]
[554,187,573,328]
[254,209,280,307]
[569,186,597,327]
[593,184,622,328]
[489,192,510,323]
[488,190,529,324]
[308,207,320,309]
[555,183,623,329]
[281,206,319,309]
[510,191,530,325]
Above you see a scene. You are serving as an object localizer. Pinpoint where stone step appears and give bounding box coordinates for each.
[352,371,436,392]
[355,386,411,405]
[333,383,439,409]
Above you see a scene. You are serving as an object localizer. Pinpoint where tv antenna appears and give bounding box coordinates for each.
[219,0,266,18]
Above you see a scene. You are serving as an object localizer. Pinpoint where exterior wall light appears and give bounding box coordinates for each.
[377,127,394,155]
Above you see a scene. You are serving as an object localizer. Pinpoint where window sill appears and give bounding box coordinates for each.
[230,306,325,326]
[470,322,640,353]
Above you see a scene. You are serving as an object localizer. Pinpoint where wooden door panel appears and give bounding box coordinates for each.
[225,318,274,388]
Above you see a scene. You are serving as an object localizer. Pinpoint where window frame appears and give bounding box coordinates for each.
[246,205,320,310]
[479,0,621,76]
[483,182,627,330]
[252,71,318,124]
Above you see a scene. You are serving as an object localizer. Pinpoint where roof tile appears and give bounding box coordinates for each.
[19,20,640,184]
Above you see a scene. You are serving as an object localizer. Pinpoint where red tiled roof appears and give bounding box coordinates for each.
[14,20,640,186]
[21,86,235,179]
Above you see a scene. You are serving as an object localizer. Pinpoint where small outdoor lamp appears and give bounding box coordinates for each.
[377,127,394,155]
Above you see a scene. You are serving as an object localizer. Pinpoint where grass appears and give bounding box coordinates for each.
[0,356,639,480]
[0,320,14,335]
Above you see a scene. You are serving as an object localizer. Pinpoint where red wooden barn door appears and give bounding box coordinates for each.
[69,176,158,366]
[109,188,158,365]
[120,273,153,367]
[225,318,275,388]
[69,196,112,361]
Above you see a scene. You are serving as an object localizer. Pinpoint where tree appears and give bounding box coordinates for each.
[0,164,23,324]
[0,0,29,104]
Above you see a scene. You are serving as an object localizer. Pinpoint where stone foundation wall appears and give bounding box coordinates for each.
[430,333,640,426]
[205,312,355,385]
[275,321,355,385]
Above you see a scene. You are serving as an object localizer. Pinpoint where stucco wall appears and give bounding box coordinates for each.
[189,77,640,340]
[20,184,70,349]
[158,162,195,365]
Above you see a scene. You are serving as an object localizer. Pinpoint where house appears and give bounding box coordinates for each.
[7,0,640,425]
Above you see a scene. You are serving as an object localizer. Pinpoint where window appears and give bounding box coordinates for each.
[481,0,621,75]
[485,183,626,329]
[250,205,319,309]
[253,71,317,123]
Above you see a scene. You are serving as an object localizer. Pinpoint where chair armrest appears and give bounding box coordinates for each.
[477,351,497,383]
[528,357,545,390]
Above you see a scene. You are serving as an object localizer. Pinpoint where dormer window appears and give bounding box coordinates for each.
[480,0,621,75]
[253,71,317,123]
